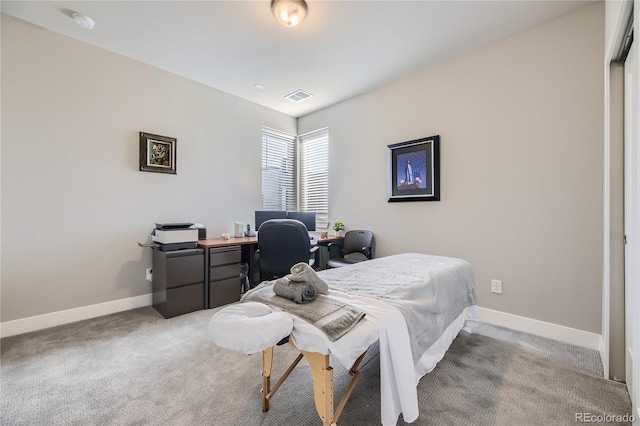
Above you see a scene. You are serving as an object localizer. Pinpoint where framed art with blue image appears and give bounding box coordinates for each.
[387,135,440,202]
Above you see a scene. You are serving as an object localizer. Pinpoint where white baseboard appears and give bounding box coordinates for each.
[477,307,601,351]
[0,300,603,353]
[598,335,607,378]
[0,294,152,338]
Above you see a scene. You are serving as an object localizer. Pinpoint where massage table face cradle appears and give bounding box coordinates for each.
[261,340,367,426]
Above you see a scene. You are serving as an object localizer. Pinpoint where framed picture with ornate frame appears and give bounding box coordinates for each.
[139,132,177,174]
[387,135,440,202]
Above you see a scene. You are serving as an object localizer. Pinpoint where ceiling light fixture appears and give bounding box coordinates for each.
[271,0,308,28]
[72,13,95,30]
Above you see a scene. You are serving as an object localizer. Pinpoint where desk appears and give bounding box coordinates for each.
[198,233,343,247]
[198,233,343,308]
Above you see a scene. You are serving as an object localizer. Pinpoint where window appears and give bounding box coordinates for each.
[261,127,296,211]
[261,127,329,229]
[299,128,329,228]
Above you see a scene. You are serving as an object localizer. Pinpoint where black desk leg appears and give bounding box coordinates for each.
[241,244,259,288]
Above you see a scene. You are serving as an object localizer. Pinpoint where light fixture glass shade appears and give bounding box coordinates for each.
[72,13,95,30]
[271,0,308,28]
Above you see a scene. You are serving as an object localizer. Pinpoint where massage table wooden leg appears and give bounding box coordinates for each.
[262,346,304,412]
[299,348,335,426]
[261,347,273,412]
[299,344,367,425]
[333,350,366,422]
[261,341,367,425]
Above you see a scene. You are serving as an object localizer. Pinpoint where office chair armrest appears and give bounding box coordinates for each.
[309,245,320,270]
[361,246,373,259]
[327,242,342,259]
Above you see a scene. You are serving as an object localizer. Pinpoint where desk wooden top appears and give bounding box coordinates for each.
[198,232,342,248]
[313,233,344,244]
[198,235,258,248]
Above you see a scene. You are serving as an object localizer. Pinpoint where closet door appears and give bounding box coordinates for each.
[624,38,639,415]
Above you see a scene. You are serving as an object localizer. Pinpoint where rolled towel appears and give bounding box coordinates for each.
[287,262,329,295]
[273,277,317,304]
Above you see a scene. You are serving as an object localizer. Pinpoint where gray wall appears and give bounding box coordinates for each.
[298,4,605,333]
[1,15,296,322]
[1,4,606,335]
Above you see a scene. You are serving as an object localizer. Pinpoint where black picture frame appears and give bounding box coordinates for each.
[387,135,440,202]
[139,132,177,174]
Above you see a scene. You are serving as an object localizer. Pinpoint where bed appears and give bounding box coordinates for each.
[208,253,478,426]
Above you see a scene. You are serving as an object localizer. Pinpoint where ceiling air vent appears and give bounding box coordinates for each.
[285,89,313,103]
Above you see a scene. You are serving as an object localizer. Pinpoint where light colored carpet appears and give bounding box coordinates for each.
[0,307,632,425]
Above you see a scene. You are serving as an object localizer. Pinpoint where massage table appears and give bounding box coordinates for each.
[208,253,478,425]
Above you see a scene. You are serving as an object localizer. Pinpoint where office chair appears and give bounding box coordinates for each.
[257,219,319,281]
[326,230,375,268]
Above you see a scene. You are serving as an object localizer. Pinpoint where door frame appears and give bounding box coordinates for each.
[604,1,639,419]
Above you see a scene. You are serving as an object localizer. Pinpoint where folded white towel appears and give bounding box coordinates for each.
[287,262,329,295]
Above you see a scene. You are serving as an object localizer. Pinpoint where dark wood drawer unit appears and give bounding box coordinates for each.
[164,253,204,287]
[209,276,241,309]
[153,249,205,319]
[210,247,241,266]
[164,283,205,318]
[208,246,242,308]
[211,263,241,281]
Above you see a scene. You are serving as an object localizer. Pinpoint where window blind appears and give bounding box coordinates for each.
[262,127,296,211]
[299,128,329,228]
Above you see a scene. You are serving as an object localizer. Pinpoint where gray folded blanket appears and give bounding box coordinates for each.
[287,262,329,295]
[273,277,316,304]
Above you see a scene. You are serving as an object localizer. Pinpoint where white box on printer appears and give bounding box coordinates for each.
[152,229,199,244]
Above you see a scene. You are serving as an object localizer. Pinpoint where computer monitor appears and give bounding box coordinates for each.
[287,211,316,231]
[255,210,287,231]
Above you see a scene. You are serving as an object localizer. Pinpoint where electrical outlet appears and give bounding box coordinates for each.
[146,268,153,282]
[491,279,502,294]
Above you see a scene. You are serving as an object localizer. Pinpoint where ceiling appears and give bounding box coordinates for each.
[1,1,595,118]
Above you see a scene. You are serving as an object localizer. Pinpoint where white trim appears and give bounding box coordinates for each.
[0,299,605,353]
[603,0,635,385]
[0,294,152,338]
[599,335,607,377]
[478,307,601,351]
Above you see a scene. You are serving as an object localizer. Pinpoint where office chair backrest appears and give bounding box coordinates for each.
[258,219,311,280]
[343,230,376,259]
